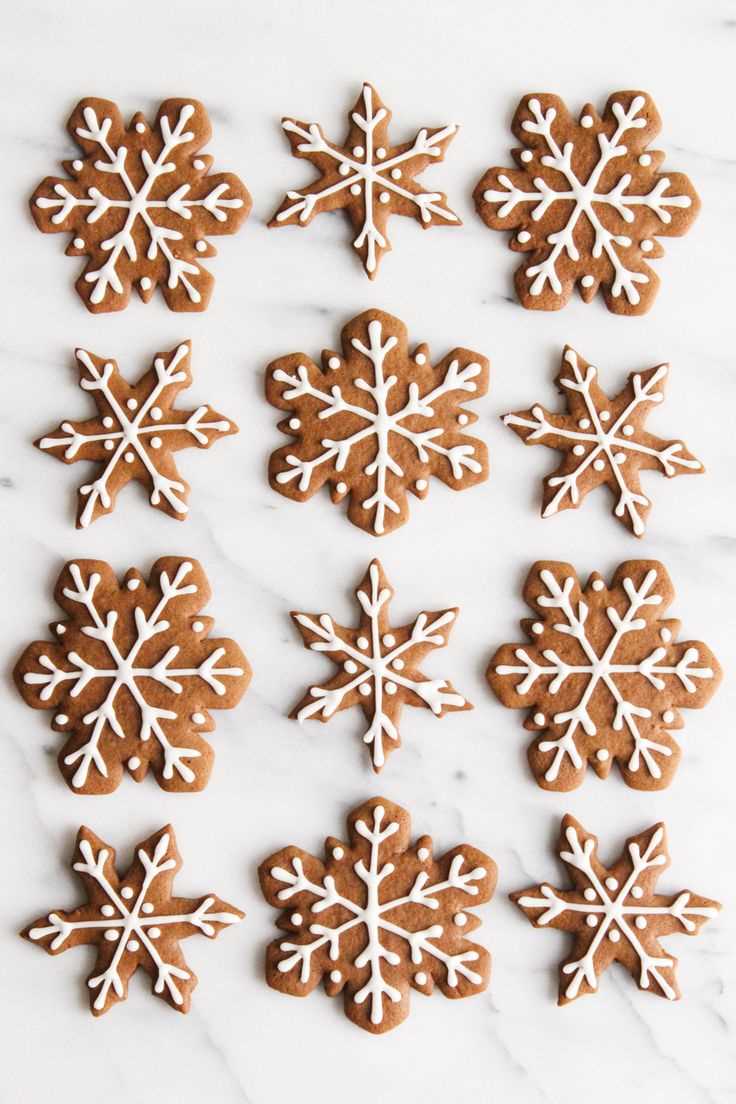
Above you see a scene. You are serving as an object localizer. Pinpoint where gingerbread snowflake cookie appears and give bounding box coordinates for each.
[503,346,703,536]
[14,557,251,794]
[291,560,470,771]
[488,560,720,791]
[23,825,243,1015]
[36,341,237,528]
[31,98,251,312]
[259,798,495,1033]
[267,309,489,536]
[474,91,699,314]
[270,82,459,277]
[512,816,719,1004]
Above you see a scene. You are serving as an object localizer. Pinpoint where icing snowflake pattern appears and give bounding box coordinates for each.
[31,97,251,312]
[259,798,495,1033]
[291,560,470,771]
[23,825,242,1015]
[512,816,719,1004]
[503,346,702,536]
[474,91,699,314]
[488,561,720,792]
[14,557,251,794]
[270,83,459,277]
[267,310,489,536]
[36,341,237,528]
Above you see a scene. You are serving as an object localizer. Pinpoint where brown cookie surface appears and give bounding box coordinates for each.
[270,82,459,277]
[259,797,496,1034]
[267,308,489,536]
[502,345,702,536]
[14,557,251,794]
[511,815,720,1004]
[22,824,243,1015]
[31,97,251,312]
[474,91,699,314]
[36,341,237,528]
[487,560,720,791]
[291,559,470,771]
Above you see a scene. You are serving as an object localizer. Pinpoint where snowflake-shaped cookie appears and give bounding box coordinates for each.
[267,309,489,536]
[14,557,251,794]
[291,560,470,771]
[512,816,719,1004]
[474,91,699,314]
[488,560,720,791]
[270,82,459,277]
[503,346,703,536]
[23,825,243,1015]
[31,97,251,312]
[36,341,237,528]
[259,798,495,1033]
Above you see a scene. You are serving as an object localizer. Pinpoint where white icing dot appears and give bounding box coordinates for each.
[105,930,119,942]
[533,712,546,726]
[614,452,626,465]
[328,356,340,370]
[344,660,358,674]
[600,410,611,422]
[330,969,342,983]
[192,620,204,632]
[581,275,595,288]
[586,914,598,927]
[357,637,369,650]
[127,756,141,770]
[609,929,621,943]
[56,623,66,635]
[288,417,301,430]
[150,436,162,449]
[376,147,386,159]
[193,158,205,170]
[639,153,652,167]
[383,634,396,647]
[414,352,427,366]
[580,114,593,128]
[458,413,469,426]
[517,230,531,244]
[104,440,115,451]
[532,622,543,635]
[332,847,344,860]
[520,150,533,163]
[384,682,397,696]
[135,122,146,134]
[124,451,135,464]
[359,683,371,696]
[391,168,402,180]
[415,478,428,492]
[338,163,350,176]
[584,888,596,901]
[72,159,83,172]
[73,237,85,249]
[195,240,207,253]
[127,578,140,590]
[392,658,405,671]
[641,239,653,253]
[192,712,206,724]
[121,887,134,900]
[350,184,361,196]
[454,912,467,927]
[592,579,605,592]
[596,748,610,762]
[660,628,672,643]
[605,877,619,891]
[148,927,161,939]
[126,398,138,411]
[578,418,591,429]
[336,481,347,495]
[352,146,364,157]
[101,905,115,917]
[142,903,154,914]
[593,459,606,472]
[127,939,140,952]
[101,416,114,429]
[139,277,152,291]
[379,191,390,204]
[291,913,303,926]
[417,847,430,862]
[55,714,69,725]
[573,444,586,457]
[662,710,675,724]
[631,886,644,899]
[622,424,634,436]
[636,917,647,930]
[415,971,428,985]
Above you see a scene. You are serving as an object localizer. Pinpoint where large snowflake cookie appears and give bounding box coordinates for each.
[267,309,489,535]
[31,97,251,312]
[291,560,470,771]
[488,560,720,792]
[14,557,251,794]
[22,824,243,1015]
[270,82,459,277]
[259,797,495,1033]
[503,345,703,536]
[36,341,237,528]
[473,91,699,314]
[512,816,720,1004]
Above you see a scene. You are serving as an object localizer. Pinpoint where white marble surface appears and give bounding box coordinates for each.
[1,1,735,1101]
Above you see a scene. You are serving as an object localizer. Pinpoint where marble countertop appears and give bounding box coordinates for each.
[2,1,735,1101]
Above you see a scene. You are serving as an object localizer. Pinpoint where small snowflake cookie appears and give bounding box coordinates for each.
[503,345,703,536]
[14,557,251,794]
[31,97,251,312]
[473,91,700,314]
[291,559,471,771]
[487,560,721,791]
[512,815,720,1004]
[259,797,496,1033]
[36,341,237,528]
[270,82,459,277]
[267,309,489,535]
[22,824,243,1015]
